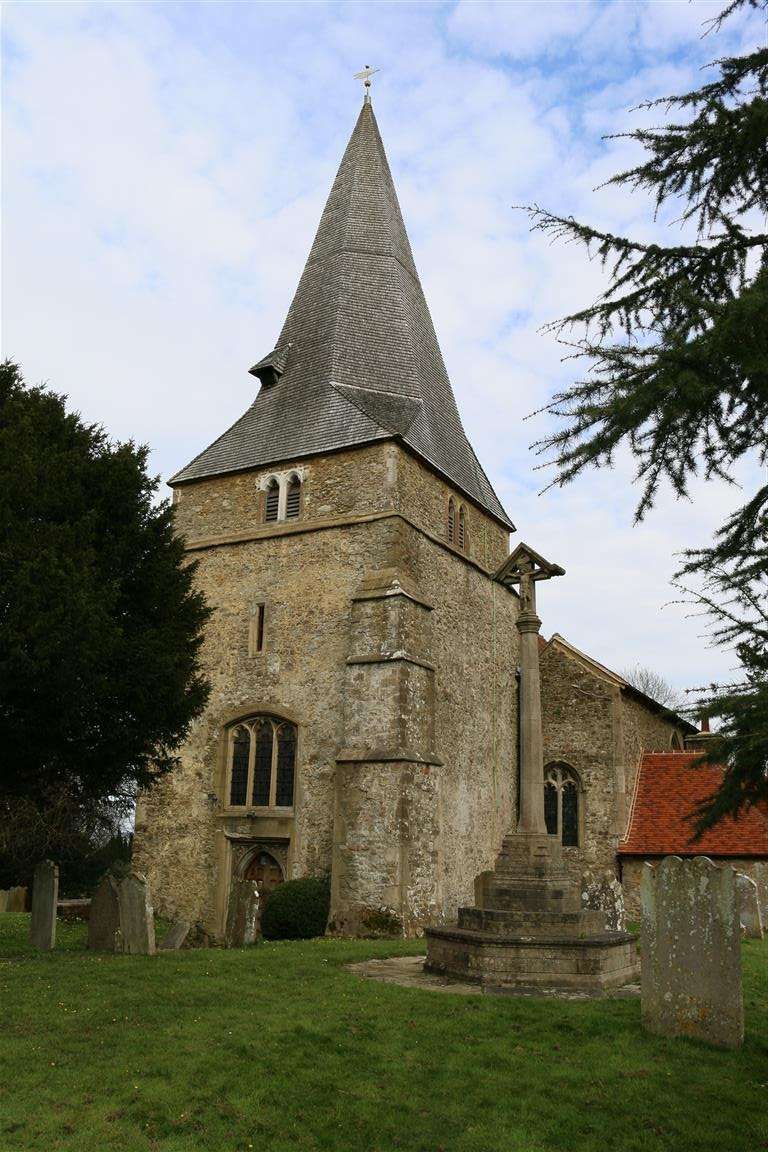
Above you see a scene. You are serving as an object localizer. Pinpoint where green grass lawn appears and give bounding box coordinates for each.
[0,914,766,1152]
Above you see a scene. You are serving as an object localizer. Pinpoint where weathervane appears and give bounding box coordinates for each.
[354,65,380,103]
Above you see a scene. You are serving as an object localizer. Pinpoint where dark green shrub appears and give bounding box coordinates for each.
[260,876,330,940]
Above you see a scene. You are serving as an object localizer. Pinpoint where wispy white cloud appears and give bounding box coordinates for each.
[2,0,763,694]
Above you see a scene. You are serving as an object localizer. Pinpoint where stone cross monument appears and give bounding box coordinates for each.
[426,543,640,992]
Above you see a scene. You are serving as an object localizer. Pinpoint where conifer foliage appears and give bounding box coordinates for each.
[0,362,210,850]
[525,0,768,828]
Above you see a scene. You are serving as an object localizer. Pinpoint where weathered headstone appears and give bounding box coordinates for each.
[117,873,156,955]
[736,872,764,940]
[3,886,27,912]
[581,870,626,932]
[88,873,122,951]
[641,856,743,1049]
[158,920,191,951]
[29,861,59,951]
[225,879,259,947]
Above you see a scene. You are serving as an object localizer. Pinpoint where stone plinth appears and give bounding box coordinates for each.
[426,831,639,993]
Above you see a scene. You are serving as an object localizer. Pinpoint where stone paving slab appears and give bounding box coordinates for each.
[347,955,640,1000]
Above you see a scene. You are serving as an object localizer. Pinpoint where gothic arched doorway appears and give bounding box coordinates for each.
[244,850,284,900]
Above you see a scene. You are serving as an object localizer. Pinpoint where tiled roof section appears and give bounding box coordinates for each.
[619,752,768,857]
[171,102,513,528]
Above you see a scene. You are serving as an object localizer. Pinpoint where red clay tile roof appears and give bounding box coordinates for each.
[619,752,768,857]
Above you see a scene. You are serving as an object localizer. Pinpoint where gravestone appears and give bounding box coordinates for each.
[225,879,260,947]
[117,873,156,955]
[641,856,743,1049]
[736,873,763,939]
[3,886,27,912]
[158,919,191,951]
[29,860,58,951]
[88,874,122,951]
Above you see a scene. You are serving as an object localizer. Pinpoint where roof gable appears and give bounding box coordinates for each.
[171,102,512,529]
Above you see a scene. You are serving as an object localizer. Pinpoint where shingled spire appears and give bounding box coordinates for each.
[172,100,513,529]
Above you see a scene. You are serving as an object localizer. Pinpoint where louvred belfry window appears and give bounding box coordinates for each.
[544,763,581,847]
[227,715,298,810]
[458,505,466,551]
[285,475,301,519]
[265,479,280,523]
[447,498,456,544]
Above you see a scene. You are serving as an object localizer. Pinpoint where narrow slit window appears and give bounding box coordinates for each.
[285,476,301,519]
[249,604,265,655]
[265,479,280,523]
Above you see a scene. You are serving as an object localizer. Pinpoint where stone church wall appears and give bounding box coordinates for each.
[133,441,518,936]
[540,646,620,883]
[540,642,684,890]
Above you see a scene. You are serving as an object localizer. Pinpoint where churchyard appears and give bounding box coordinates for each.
[0,912,766,1152]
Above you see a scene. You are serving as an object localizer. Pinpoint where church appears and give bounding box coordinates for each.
[133,96,764,940]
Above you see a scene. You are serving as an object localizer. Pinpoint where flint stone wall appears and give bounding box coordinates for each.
[540,642,683,890]
[133,443,517,939]
[641,856,743,1049]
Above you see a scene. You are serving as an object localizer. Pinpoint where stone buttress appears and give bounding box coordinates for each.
[331,521,442,934]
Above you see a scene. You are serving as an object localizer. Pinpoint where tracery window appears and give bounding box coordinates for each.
[227,715,297,809]
[544,762,580,847]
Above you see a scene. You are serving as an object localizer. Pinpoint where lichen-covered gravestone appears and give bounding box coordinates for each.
[30,860,59,951]
[225,880,260,947]
[736,873,764,940]
[118,873,156,954]
[88,873,122,951]
[641,856,743,1049]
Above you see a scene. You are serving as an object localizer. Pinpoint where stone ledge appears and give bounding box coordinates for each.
[336,748,444,766]
[346,652,436,672]
[426,925,638,949]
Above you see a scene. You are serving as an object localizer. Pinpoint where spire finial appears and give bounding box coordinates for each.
[354,65,380,104]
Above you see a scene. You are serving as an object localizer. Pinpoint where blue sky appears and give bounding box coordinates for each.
[3,0,765,695]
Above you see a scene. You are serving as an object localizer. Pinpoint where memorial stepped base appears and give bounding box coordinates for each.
[426,832,639,994]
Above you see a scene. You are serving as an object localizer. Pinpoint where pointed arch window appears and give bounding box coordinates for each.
[285,474,302,519]
[457,505,466,552]
[544,762,581,847]
[226,715,298,810]
[265,478,280,523]
[447,498,456,545]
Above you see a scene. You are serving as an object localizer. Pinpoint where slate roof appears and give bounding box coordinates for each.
[619,752,768,857]
[171,100,513,529]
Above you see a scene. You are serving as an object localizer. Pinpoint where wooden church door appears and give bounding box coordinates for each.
[244,850,284,899]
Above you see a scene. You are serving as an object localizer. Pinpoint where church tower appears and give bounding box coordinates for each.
[133,98,519,938]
